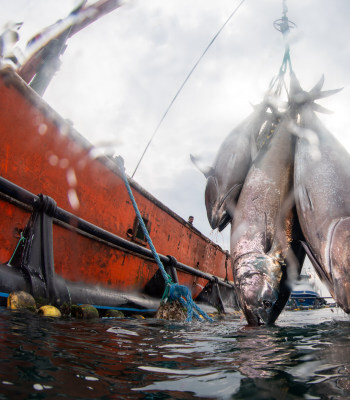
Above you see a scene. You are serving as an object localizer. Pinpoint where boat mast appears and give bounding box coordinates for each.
[17,0,122,96]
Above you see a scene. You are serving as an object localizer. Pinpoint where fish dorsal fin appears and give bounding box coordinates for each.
[309,74,324,94]
[190,154,214,178]
[263,212,273,253]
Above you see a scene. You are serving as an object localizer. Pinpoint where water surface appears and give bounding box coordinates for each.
[0,307,349,399]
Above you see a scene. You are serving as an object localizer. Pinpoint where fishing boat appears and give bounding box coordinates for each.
[289,291,324,309]
[0,65,238,315]
[0,3,238,317]
[287,273,327,310]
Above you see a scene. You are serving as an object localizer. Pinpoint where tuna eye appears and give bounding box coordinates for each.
[263,300,272,309]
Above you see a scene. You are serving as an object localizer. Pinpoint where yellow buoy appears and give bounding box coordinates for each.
[104,309,124,318]
[71,304,99,319]
[38,305,62,318]
[7,291,36,311]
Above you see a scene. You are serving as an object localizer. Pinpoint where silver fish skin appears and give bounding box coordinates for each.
[230,106,301,326]
[200,100,277,232]
[229,73,338,325]
[295,106,350,313]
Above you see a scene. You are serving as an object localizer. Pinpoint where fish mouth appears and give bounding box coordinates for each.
[208,210,232,231]
[243,308,263,326]
[257,301,276,325]
[243,297,277,326]
[206,184,240,231]
[237,281,279,326]
[235,256,282,326]
[218,212,232,232]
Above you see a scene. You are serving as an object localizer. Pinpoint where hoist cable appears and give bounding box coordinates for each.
[270,0,295,96]
[131,0,247,178]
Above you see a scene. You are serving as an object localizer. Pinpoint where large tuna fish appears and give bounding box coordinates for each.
[230,74,306,326]
[191,96,279,232]
[294,86,350,313]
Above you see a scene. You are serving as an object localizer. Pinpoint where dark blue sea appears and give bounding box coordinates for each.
[0,307,349,399]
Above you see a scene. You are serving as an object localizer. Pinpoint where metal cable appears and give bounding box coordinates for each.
[132,0,247,177]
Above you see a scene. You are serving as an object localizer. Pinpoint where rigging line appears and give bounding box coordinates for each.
[131,0,247,178]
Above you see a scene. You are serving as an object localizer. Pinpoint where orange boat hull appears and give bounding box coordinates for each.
[0,66,235,313]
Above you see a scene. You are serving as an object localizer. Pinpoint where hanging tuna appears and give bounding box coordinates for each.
[196,0,349,325]
[230,73,305,325]
[293,83,350,313]
[191,93,280,232]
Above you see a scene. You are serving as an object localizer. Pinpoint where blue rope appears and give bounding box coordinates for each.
[116,156,213,323]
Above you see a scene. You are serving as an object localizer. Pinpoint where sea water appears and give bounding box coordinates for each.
[0,307,349,399]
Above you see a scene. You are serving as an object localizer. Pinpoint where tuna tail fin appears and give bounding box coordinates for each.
[310,86,343,114]
[190,154,214,178]
[290,74,342,109]
[311,103,333,115]
[309,75,342,99]
[312,87,343,100]
[309,74,325,94]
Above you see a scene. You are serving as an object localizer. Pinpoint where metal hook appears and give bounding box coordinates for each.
[273,0,296,35]
[273,17,296,35]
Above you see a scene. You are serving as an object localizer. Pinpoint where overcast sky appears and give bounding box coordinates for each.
[2,1,350,291]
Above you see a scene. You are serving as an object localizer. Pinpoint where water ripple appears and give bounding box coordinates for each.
[0,308,348,398]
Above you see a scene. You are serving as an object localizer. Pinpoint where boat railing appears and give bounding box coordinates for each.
[0,176,234,290]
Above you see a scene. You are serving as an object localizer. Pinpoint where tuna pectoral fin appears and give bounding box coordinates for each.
[300,241,333,289]
[330,218,350,313]
[222,183,242,203]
